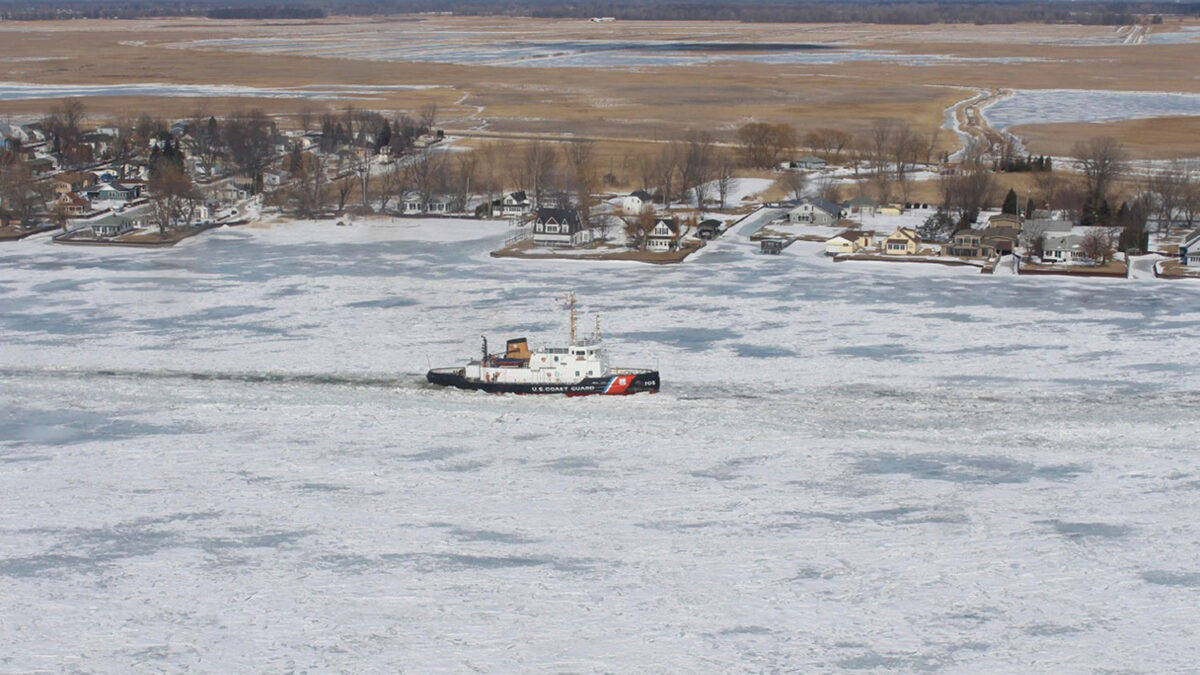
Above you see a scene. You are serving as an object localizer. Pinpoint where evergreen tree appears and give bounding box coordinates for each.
[1001,188,1019,215]
[1024,197,1034,219]
[375,120,392,152]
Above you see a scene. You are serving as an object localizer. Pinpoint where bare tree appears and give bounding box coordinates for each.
[0,158,50,227]
[474,142,503,218]
[619,205,657,251]
[355,151,373,210]
[452,150,478,213]
[890,123,926,205]
[816,176,842,204]
[715,150,736,210]
[43,99,87,168]
[804,128,852,162]
[285,151,326,217]
[940,139,995,226]
[1182,169,1200,231]
[1072,136,1128,205]
[1080,227,1118,264]
[419,104,438,134]
[223,109,275,183]
[1020,219,1053,259]
[405,145,446,211]
[377,160,401,213]
[334,176,354,213]
[736,122,796,168]
[655,142,682,206]
[1147,163,1191,235]
[513,141,557,210]
[298,105,316,134]
[148,162,199,234]
[184,110,223,180]
[680,131,715,207]
[782,169,808,201]
[562,138,597,227]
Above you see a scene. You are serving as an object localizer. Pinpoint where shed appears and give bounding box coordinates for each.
[760,238,787,255]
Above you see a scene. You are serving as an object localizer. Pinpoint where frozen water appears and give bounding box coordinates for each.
[983,89,1200,130]
[0,82,439,101]
[170,36,1047,69]
[1,217,1200,670]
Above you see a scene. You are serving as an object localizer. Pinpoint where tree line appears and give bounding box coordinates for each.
[3,0,1196,24]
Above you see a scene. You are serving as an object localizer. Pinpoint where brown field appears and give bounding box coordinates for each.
[1,16,1198,158]
[1011,117,1200,161]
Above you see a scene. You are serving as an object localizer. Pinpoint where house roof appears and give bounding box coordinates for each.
[795,154,825,163]
[1024,219,1073,233]
[1044,232,1084,248]
[698,219,721,229]
[846,195,878,208]
[1182,229,1200,249]
[536,207,581,228]
[629,190,653,202]
[59,192,90,207]
[888,227,919,243]
[983,226,1020,242]
[988,213,1022,224]
[794,197,841,216]
[652,218,679,235]
[508,190,528,202]
[833,229,870,241]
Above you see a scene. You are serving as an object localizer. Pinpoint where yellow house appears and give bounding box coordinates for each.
[881,227,920,255]
[824,229,875,256]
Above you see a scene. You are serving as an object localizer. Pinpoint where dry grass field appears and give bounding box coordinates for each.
[0,15,1198,158]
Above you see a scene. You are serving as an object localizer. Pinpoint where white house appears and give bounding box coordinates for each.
[1042,232,1085,262]
[533,207,590,248]
[781,155,827,171]
[262,169,290,191]
[646,218,681,252]
[402,192,452,214]
[620,190,654,215]
[495,191,530,216]
[788,197,843,226]
[1180,229,1200,266]
[844,194,879,218]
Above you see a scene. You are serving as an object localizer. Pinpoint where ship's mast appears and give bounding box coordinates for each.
[566,292,577,344]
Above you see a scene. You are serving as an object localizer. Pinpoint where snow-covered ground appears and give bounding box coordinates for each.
[2,218,1200,671]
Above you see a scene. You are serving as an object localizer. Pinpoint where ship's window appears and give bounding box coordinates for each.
[553,356,559,362]
[575,371,580,377]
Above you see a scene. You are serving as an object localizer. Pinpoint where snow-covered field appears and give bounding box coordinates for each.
[983,89,1200,130]
[3,217,1200,671]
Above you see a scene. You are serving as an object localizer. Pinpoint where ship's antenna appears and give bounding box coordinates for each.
[594,314,601,341]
